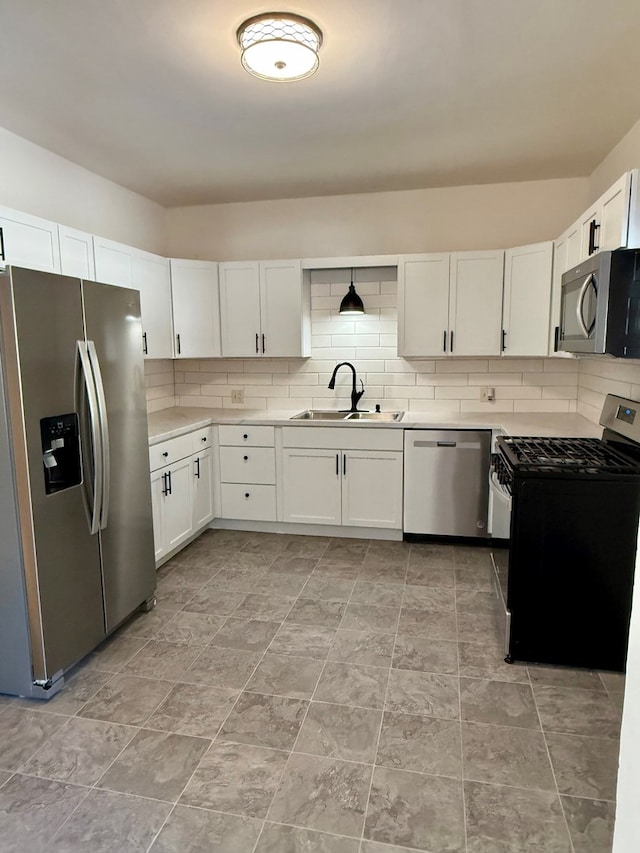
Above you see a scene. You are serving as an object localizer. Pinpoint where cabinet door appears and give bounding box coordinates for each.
[502,242,553,357]
[259,260,307,356]
[133,249,173,359]
[579,202,602,261]
[150,468,168,563]
[59,225,95,280]
[0,207,61,272]
[171,259,221,358]
[219,261,261,356]
[599,172,632,252]
[192,448,214,530]
[549,235,567,355]
[397,254,450,356]
[163,457,194,553]
[282,448,342,525]
[342,451,403,529]
[565,221,581,270]
[449,251,503,356]
[93,236,134,287]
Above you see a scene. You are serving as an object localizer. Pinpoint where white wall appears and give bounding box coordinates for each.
[589,118,640,201]
[165,178,588,261]
[0,127,166,254]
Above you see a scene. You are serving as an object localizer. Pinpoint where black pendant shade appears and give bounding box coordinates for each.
[339,272,365,315]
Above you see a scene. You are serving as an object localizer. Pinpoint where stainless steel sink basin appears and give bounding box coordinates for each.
[345,411,404,421]
[290,410,404,422]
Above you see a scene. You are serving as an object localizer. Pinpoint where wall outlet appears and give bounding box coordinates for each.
[480,387,495,403]
[231,389,244,404]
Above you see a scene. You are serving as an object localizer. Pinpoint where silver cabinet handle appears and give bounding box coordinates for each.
[75,341,102,535]
[576,273,596,339]
[87,341,110,531]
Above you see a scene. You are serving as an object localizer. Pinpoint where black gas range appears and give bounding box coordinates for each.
[490,394,640,672]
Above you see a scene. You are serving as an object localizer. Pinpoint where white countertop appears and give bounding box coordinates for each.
[147,406,601,444]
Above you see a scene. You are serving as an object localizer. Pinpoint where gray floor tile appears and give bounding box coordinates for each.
[455,588,500,614]
[599,671,625,692]
[268,555,318,575]
[84,636,149,672]
[280,534,331,558]
[464,780,572,852]
[186,645,261,688]
[97,728,209,801]
[115,608,174,641]
[212,568,269,592]
[122,640,202,682]
[458,641,529,682]
[405,563,455,588]
[218,691,308,749]
[402,584,455,610]
[209,617,281,652]
[314,559,362,579]
[329,629,394,667]
[365,766,465,852]
[79,674,173,726]
[180,740,288,818]
[351,580,403,607]
[454,546,493,568]
[150,804,262,853]
[155,611,226,645]
[546,732,620,800]
[301,576,355,602]
[460,677,540,728]
[49,789,170,853]
[0,771,12,787]
[386,669,460,719]
[0,773,87,853]
[164,562,219,586]
[32,666,113,716]
[313,662,389,709]
[210,552,274,572]
[462,721,555,790]
[393,636,458,674]
[269,623,337,659]
[398,606,458,641]
[0,708,68,771]
[295,701,382,762]
[456,611,501,645]
[181,586,245,615]
[533,685,622,738]
[357,563,407,585]
[22,716,135,786]
[454,567,494,591]
[255,572,309,596]
[561,795,616,853]
[377,711,462,777]
[233,592,297,621]
[409,543,455,568]
[361,843,429,853]
[241,533,290,555]
[246,653,324,699]
[324,538,370,563]
[286,598,346,627]
[341,602,400,633]
[256,822,360,852]
[268,752,371,837]
[364,540,411,564]
[146,683,239,738]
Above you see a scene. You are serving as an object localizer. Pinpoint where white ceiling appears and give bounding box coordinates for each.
[2,0,640,206]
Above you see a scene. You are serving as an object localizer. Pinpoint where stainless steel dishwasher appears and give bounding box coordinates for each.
[404,429,491,537]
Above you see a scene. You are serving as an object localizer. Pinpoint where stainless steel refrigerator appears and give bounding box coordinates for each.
[0,266,156,699]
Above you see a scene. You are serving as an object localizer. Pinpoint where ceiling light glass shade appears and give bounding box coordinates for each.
[237,13,322,82]
[339,283,365,315]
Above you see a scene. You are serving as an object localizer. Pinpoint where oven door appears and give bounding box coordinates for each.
[559,260,600,353]
[489,466,511,540]
[489,457,512,656]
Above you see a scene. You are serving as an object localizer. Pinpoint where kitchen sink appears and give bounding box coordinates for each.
[290,410,404,422]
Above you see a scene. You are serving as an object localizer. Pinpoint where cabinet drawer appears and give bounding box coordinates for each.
[219,424,275,447]
[219,446,276,484]
[149,433,194,472]
[281,426,404,452]
[220,484,276,521]
[191,426,213,454]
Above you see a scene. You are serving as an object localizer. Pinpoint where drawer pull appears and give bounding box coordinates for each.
[243,433,248,440]
[201,436,207,442]
[245,492,250,498]
[162,451,169,457]
[243,455,249,461]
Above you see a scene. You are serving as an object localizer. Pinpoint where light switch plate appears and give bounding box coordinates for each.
[231,389,244,404]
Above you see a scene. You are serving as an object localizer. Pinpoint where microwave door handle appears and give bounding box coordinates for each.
[576,273,595,339]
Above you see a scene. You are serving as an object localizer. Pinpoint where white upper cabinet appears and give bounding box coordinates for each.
[170,259,221,359]
[580,172,632,259]
[219,259,310,358]
[93,236,134,287]
[58,225,95,280]
[132,249,173,359]
[449,250,504,356]
[398,254,450,357]
[502,242,553,357]
[0,206,61,273]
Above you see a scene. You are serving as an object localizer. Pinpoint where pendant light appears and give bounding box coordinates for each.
[236,13,323,82]
[339,269,365,315]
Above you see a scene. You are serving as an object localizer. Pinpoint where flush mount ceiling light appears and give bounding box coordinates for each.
[236,12,323,82]
[339,269,365,315]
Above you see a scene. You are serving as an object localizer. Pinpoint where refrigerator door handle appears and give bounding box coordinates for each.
[75,341,103,535]
[87,341,111,530]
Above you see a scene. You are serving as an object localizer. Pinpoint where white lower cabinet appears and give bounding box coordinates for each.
[149,428,214,563]
[218,425,276,521]
[281,428,404,530]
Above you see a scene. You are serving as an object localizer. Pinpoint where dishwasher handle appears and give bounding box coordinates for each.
[437,440,456,447]
[413,439,482,450]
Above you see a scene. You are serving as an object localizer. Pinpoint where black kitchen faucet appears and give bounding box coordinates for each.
[328,362,365,412]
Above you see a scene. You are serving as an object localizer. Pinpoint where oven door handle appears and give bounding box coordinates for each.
[576,273,597,339]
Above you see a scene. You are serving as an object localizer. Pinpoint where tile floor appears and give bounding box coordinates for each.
[0,530,624,853]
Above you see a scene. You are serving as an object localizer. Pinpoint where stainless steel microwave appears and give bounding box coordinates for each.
[559,249,640,357]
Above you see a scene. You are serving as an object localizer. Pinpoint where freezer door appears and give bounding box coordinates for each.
[0,267,105,683]
[82,280,155,631]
